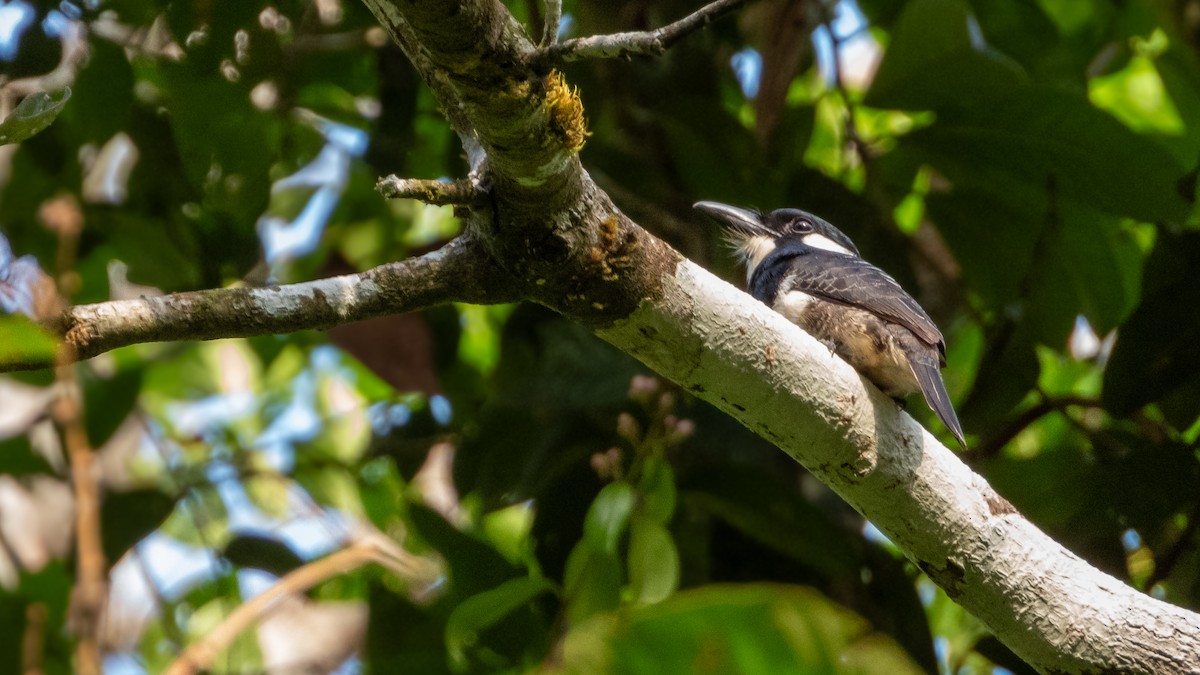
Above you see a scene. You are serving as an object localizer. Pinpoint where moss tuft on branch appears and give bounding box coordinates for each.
[544,71,590,153]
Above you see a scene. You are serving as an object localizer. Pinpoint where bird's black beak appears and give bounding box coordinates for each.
[693,201,771,238]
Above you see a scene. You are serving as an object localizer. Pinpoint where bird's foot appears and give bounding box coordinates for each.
[820,339,838,357]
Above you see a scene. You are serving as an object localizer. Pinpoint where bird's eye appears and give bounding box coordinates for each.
[792,219,814,233]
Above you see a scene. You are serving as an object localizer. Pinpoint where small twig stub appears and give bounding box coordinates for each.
[375,176,482,206]
[534,0,753,66]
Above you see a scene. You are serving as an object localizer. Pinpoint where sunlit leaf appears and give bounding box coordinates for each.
[637,457,676,526]
[558,584,925,674]
[1090,56,1186,137]
[483,501,536,565]
[0,88,71,146]
[626,515,678,604]
[564,543,622,624]
[866,0,1026,110]
[445,576,556,670]
[0,315,57,369]
[186,597,265,670]
[906,87,1190,222]
[583,481,634,555]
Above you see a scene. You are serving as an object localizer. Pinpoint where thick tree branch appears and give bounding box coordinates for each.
[595,261,1200,672]
[360,0,580,214]
[2,237,516,372]
[534,0,753,65]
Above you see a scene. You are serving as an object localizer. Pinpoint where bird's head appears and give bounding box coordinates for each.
[694,202,860,280]
[695,201,860,283]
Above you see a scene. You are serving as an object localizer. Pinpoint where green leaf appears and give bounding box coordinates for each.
[1089,56,1186,138]
[583,481,635,555]
[1025,203,1142,343]
[626,515,678,605]
[926,184,1044,308]
[637,457,676,525]
[558,584,925,675]
[81,365,143,448]
[0,88,71,146]
[0,315,58,369]
[482,501,536,565]
[0,436,54,476]
[445,576,556,671]
[906,87,1191,221]
[187,597,264,670]
[1103,232,1200,419]
[936,187,1144,346]
[159,485,230,548]
[866,0,1026,110]
[101,489,178,562]
[406,504,518,601]
[684,466,861,580]
[222,534,305,577]
[563,543,622,624]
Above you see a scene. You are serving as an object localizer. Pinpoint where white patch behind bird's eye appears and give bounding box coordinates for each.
[802,233,854,256]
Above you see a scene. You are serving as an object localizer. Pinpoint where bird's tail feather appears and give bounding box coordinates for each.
[912,359,966,449]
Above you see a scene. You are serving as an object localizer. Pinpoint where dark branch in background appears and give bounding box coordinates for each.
[0,237,517,373]
[962,395,1103,462]
[376,176,483,206]
[534,0,754,65]
[541,0,561,47]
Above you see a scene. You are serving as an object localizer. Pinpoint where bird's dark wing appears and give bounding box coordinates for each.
[764,249,945,350]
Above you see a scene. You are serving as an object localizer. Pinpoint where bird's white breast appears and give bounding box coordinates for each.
[773,287,817,323]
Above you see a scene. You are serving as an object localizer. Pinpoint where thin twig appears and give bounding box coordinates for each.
[57,371,105,675]
[962,395,1103,462]
[375,176,482,206]
[22,603,47,675]
[41,197,105,675]
[163,537,436,675]
[541,0,562,47]
[535,0,754,66]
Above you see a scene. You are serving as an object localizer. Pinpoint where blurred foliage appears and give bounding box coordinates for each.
[0,0,1198,672]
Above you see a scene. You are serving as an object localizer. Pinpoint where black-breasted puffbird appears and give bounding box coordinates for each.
[695,201,966,449]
